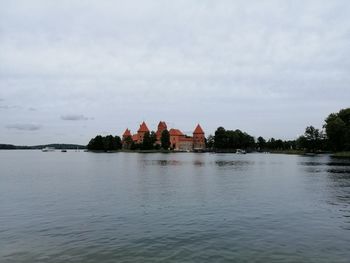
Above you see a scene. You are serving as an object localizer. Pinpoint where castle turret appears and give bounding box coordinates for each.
[156,121,167,143]
[137,121,149,143]
[193,124,205,150]
[122,128,132,149]
[122,128,132,140]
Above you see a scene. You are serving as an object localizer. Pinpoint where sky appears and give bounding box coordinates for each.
[1,0,350,145]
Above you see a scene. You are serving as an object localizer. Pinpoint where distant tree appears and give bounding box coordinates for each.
[296,135,307,150]
[257,136,266,151]
[87,135,104,151]
[0,144,16,150]
[297,126,326,152]
[214,127,227,149]
[266,138,276,150]
[103,135,114,151]
[114,136,122,150]
[150,131,157,146]
[285,140,297,150]
[131,142,141,150]
[154,143,161,150]
[206,135,215,149]
[213,127,255,150]
[324,108,350,151]
[161,129,170,150]
[123,135,133,149]
[142,132,153,150]
[94,135,104,150]
[239,130,255,149]
[275,139,284,150]
[87,135,121,151]
[226,130,239,149]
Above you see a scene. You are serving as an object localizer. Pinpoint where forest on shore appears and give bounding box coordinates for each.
[87,108,350,155]
[0,144,86,150]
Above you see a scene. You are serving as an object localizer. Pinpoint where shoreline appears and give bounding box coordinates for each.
[2,149,350,158]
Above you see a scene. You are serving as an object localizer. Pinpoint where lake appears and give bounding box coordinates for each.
[0,151,349,262]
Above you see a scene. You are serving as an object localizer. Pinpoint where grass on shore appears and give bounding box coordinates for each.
[332,152,350,158]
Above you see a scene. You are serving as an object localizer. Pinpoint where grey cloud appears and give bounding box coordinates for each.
[61,114,91,121]
[6,123,42,131]
[0,1,349,145]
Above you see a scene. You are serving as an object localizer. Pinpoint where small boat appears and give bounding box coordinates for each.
[42,147,55,152]
[236,149,246,154]
[61,149,67,152]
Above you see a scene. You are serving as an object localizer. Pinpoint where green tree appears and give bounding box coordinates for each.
[297,126,326,152]
[206,135,215,149]
[161,129,170,150]
[131,142,141,150]
[266,138,276,149]
[214,127,227,149]
[142,132,153,150]
[150,131,157,146]
[87,135,122,151]
[87,135,104,151]
[103,135,114,151]
[114,136,122,150]
[275,139,284,150]
[123,135,133,149]
[257,136,266,151]
[213,127,255,150]
[324,109,350,151]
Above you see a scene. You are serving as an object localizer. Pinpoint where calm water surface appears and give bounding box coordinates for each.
[0,151,350,262]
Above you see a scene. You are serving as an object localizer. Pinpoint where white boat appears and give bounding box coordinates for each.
[42,147,55,152]
[236,149,246,154]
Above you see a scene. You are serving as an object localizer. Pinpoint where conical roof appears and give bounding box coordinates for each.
[158,121,167,129]
[123,128,132,137]
[138,121,149,133]
[193,124,204,134]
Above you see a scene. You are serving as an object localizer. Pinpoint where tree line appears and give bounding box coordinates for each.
[206,127,255,151]
[87,135,122,151]
[87,108,350,153]
[206,108,350,153]
[294,108,350,152]
[206,128,296,152]
[0,144,85,150]
[87,130,171,151]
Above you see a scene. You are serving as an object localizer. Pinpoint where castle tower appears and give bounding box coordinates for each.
[193,124,205,150]
[122,128,132,149]
[137,121,149,143]
[122,128,132,141]
[156,121,167,143]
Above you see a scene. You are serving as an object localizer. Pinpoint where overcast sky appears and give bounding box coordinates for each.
[1,0,350,145]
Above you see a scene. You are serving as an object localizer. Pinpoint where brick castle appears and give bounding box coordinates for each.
[122,121,206,151]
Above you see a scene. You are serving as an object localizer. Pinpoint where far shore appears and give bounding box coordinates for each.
[86,149,350,158]
[2,147,350,158]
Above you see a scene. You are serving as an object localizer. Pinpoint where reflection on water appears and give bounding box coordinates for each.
[143,159,182,166]
[300,156,350,232]
[214,160,254,167]
[0,151,350,262]
[300,158,350,176]
[141,159,254,168]
[327,169,350,175]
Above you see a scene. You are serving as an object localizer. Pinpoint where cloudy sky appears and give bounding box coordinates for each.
[1,0,349,145]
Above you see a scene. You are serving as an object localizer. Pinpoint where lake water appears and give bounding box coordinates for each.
[0,151,349,262]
